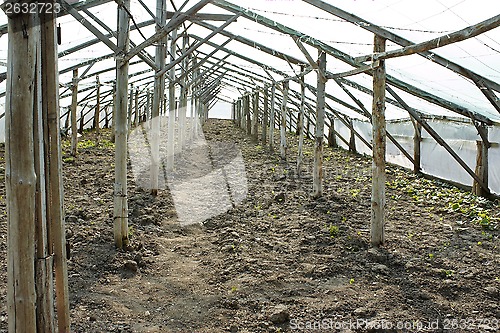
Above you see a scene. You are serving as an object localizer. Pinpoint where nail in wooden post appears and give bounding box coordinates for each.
[371,35,387,247]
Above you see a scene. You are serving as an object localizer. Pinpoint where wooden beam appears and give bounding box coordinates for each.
[327,61,380,79]
[313,51,327,198]
[121,0,212,65]
[357,14,500,62]
[371,35,386,247]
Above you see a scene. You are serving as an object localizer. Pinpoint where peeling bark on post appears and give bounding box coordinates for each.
[313,51,326,198]
[371,35,387,247]
[70,69,78,156]
[6,11,38,333]
[114,0,131,249]
[280,81,288,159]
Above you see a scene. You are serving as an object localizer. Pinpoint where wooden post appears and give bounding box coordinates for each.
[297,66,306,177]
[262,88,268,144]
[151,0,166,195]
[413,120,422,174]
[94,75,101,132]
[167,28,177,171]
[371,35,387,247]
[313,51,326,198]
[328,117,337,147]
[473,125,489,196]
[114,0,131,249]
[245,94,251,135]
[105,105,110,129]
[6,10,37,332]
[40,7,70,330]
[349,118,357,153]
[146,89,151,124]
[79,107,84,133]
[280,81,288,159]
[70,69,78,156]
[179,34,189,151]
[269,84,276,152]
[127,84,133,130]
[252,90,259,140]
[134,89,139,127]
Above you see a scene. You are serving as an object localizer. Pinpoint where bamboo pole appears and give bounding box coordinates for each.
[114,0,131,249]
[167,28,177,172]
[151,0,166,195]
[280,81,288,159]
[41,7,71,330]
[6,10,37,332]
[313,51,326,198]
[70,69,78,156]
[94,75,101,132]
[371,35,386,247]
[297,66,306,177]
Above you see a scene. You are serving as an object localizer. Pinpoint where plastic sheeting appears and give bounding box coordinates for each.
[332,117,500,195]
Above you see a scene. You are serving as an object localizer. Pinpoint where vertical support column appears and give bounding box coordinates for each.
[473,125,489,197]
[269,84,276,152]
[5,10,37,333]
[70,69,78,156]
[179,34,189,151]
[349,118,357,153]
[313,51,326,198]
[94,75,101,132]
[280,81,288,159]
[297,68,306,177]
[371,35,387,247]
[134,89,139,127]
[328,117,337,148]
[127,84,133,130]
[245,94,251,135]
[262,87,268,144]
[252,90,259,141]
[114,0,131,249]
[413,120,422,174]
[151,0,166,195]
[146,89,151,125]
[40,7,70,330]
[167,28,177,171]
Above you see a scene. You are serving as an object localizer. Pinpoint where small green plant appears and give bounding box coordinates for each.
[98,139,115,149]
[77,139,96,149]
[229,286,238,294]
[349,278,355,284]
[128,226,135,237]
[328,224,340,238]
[428,253,434,260]
[442,269,454,278]
[62,156,74,164]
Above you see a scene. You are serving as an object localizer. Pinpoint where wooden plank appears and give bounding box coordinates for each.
[313,51,327,198]
[371,35,386,247]
[5,11,37,333]
[113,0,130,249]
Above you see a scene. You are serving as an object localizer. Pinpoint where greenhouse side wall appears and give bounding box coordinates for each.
[334,118,500,195]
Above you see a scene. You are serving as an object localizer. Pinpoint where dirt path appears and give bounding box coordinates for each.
[0,119,498,332]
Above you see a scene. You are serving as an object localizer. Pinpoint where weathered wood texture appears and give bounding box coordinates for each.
[371,36,386,246]
[312,51,326,198]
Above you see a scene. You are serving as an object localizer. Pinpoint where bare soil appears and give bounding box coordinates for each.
[0,119,498,332]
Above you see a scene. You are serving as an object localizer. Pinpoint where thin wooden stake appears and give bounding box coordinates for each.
[70,69,78,156]
[313,51,326,198]
[371,35,386,247]
[473,125,489,197]
[297,65,306,177]
[280,81,288,159]
[262,88,268,144]
[252,90,259,140]
[269,85,276,152]
[413,120,422,174]
[94,75,101,132]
